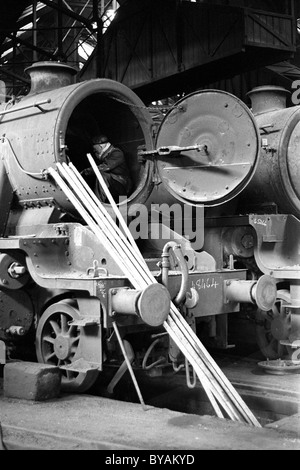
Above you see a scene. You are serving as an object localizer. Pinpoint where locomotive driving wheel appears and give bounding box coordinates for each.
[36,300,99,392]
[255,289,291,360]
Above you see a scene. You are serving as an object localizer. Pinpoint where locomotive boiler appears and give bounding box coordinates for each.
[0,61,296,394]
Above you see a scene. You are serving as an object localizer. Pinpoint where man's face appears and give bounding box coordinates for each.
[93,142,108,158]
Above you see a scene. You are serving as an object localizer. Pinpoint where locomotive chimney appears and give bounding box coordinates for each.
[247,86,290,115]
[25,61,78,94]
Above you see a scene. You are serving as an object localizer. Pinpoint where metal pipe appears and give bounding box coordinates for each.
[112,322,147,410]
[161,241,189,306]
[290,281,300,307]
[225,275,277,312]
[225,280,256,304]
[168,305,261,426]
[107,339,134,394]
[185,357,197,389]
[0,99,51,116]
[33,0,38,62]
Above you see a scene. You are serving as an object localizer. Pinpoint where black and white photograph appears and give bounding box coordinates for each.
[0,0,299,455]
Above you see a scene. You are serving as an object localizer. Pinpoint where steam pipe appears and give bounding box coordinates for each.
[161,241,189,306]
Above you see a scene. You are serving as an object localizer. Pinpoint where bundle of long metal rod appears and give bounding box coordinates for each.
[51,162,223,417]
[83,156,261,427]
[48,160,261,427]
[49,163,226,418]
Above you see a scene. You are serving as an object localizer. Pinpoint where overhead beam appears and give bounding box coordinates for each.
[39,0,94,32]
[0,32,55,59]
[0,67,30,85]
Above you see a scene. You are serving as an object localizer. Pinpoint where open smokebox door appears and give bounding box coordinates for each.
[64,81,155,217]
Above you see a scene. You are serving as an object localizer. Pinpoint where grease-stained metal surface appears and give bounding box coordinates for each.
[242,87,300,219]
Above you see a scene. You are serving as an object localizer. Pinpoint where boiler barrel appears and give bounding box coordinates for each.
[241,86,300,218]
[0,62,155,215]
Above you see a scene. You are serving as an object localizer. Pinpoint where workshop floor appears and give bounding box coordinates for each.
[0,358,300,451]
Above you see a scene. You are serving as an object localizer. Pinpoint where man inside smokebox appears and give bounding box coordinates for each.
[81,134,132,203]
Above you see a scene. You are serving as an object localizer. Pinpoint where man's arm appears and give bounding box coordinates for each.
[98,149,125,173]
[81,166,93,177]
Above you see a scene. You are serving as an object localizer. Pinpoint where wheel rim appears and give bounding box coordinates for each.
[255,289,291,360]
[36,301,99,392]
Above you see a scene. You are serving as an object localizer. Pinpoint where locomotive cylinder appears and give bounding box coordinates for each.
[242,86,300,218]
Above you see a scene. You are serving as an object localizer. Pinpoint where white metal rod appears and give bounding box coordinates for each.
[163,321,226,419]
[168,307,261,426]
[50,164,260,426]
[57,163,146,287]
[59,165,231,417]
[49,167,142,289]
[85,155,148,269]
[112,322,147,410]
[67,162,150,276]
[79,161,259,425]
[165,317,241,421]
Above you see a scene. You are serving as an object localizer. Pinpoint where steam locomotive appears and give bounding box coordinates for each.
[0,61,298,393]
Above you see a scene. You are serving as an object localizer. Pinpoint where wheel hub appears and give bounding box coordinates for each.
[54,334,72,360]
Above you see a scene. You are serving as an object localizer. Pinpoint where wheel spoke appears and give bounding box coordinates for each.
[65,369,74,380]
[60,314,68,333]
[49,320,60,337]
[71,336,80,346]
[44,351,57,362]
[43,335,55,345]
[68,323,77,335]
